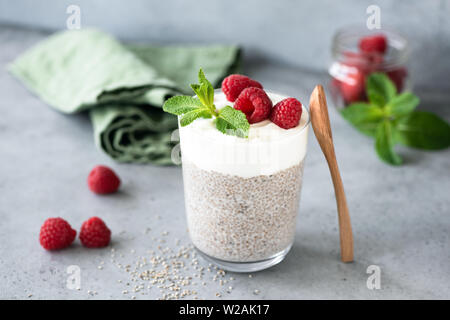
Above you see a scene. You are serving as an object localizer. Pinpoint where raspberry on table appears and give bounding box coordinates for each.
[79,217,111,248]
[270,98,303,129]
[233,87,272,124]
[222,74,263,102]
[39,218,77,250]
[88,165,120,194]
[358,34,388,54]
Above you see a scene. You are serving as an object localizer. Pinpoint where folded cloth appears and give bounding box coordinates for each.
[9,29,241,164]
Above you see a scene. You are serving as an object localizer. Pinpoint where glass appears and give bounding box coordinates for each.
[328,26,410,109]
[179,91,310,272]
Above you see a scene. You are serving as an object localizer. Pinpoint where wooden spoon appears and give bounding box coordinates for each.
[309,85,354,262]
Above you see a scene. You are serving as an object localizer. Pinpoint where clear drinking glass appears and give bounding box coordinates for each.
[179,90,310,272]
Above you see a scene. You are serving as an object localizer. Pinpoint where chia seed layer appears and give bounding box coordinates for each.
[182,159,305,262]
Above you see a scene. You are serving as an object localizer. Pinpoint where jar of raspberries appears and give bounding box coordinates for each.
[329,27,410,108]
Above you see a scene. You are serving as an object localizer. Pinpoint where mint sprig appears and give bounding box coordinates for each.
[163,69,250,138]
[341,72,450,165]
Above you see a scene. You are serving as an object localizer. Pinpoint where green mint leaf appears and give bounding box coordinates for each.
[387,92,420,117]
[190,84,213,110]
[367,72,397,107]
[179,108,212,126]
[215,106,249,138]
[367,92,386,108]
[341,102,384,124]
[190,84,201,96]
[375,121,402,165]
[198,68,214,95]
[190,84,208,108]
[395,111,450,150]
[215,117,247,138]
[340,102,384,137]
[163,96,204,115]
[352,123,379,138]
[189,69,215,109]
[215,117,234,133]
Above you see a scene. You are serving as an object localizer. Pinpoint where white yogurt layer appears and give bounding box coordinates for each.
[179,91,309,178]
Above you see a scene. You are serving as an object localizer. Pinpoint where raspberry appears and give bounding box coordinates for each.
[342,51,383,74]
[233,87,272,124]
[339,68,366,104]
[270,98,303,129]
[39,218,76,250]
[88,165,120,194]
[79,217,111,248]
[387,67,407,92]
[359,34,388,54]
[222,74,263,102]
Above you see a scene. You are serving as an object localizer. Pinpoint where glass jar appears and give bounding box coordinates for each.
[329,26,410,109]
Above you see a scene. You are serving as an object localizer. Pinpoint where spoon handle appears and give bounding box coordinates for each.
[309,85,354,262]
[323,146,354,263]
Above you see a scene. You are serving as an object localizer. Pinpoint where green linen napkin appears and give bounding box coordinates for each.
[9,29,241,164]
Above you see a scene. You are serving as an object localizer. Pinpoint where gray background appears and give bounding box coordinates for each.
[0,1,449,300]
[1,0,450,91]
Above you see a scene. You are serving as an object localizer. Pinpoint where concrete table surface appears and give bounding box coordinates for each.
[1,26,449,300]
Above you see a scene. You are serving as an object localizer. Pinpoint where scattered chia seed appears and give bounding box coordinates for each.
[101,221,268,299]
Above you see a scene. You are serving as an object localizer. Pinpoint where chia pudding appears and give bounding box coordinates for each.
[179,90,309,271]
